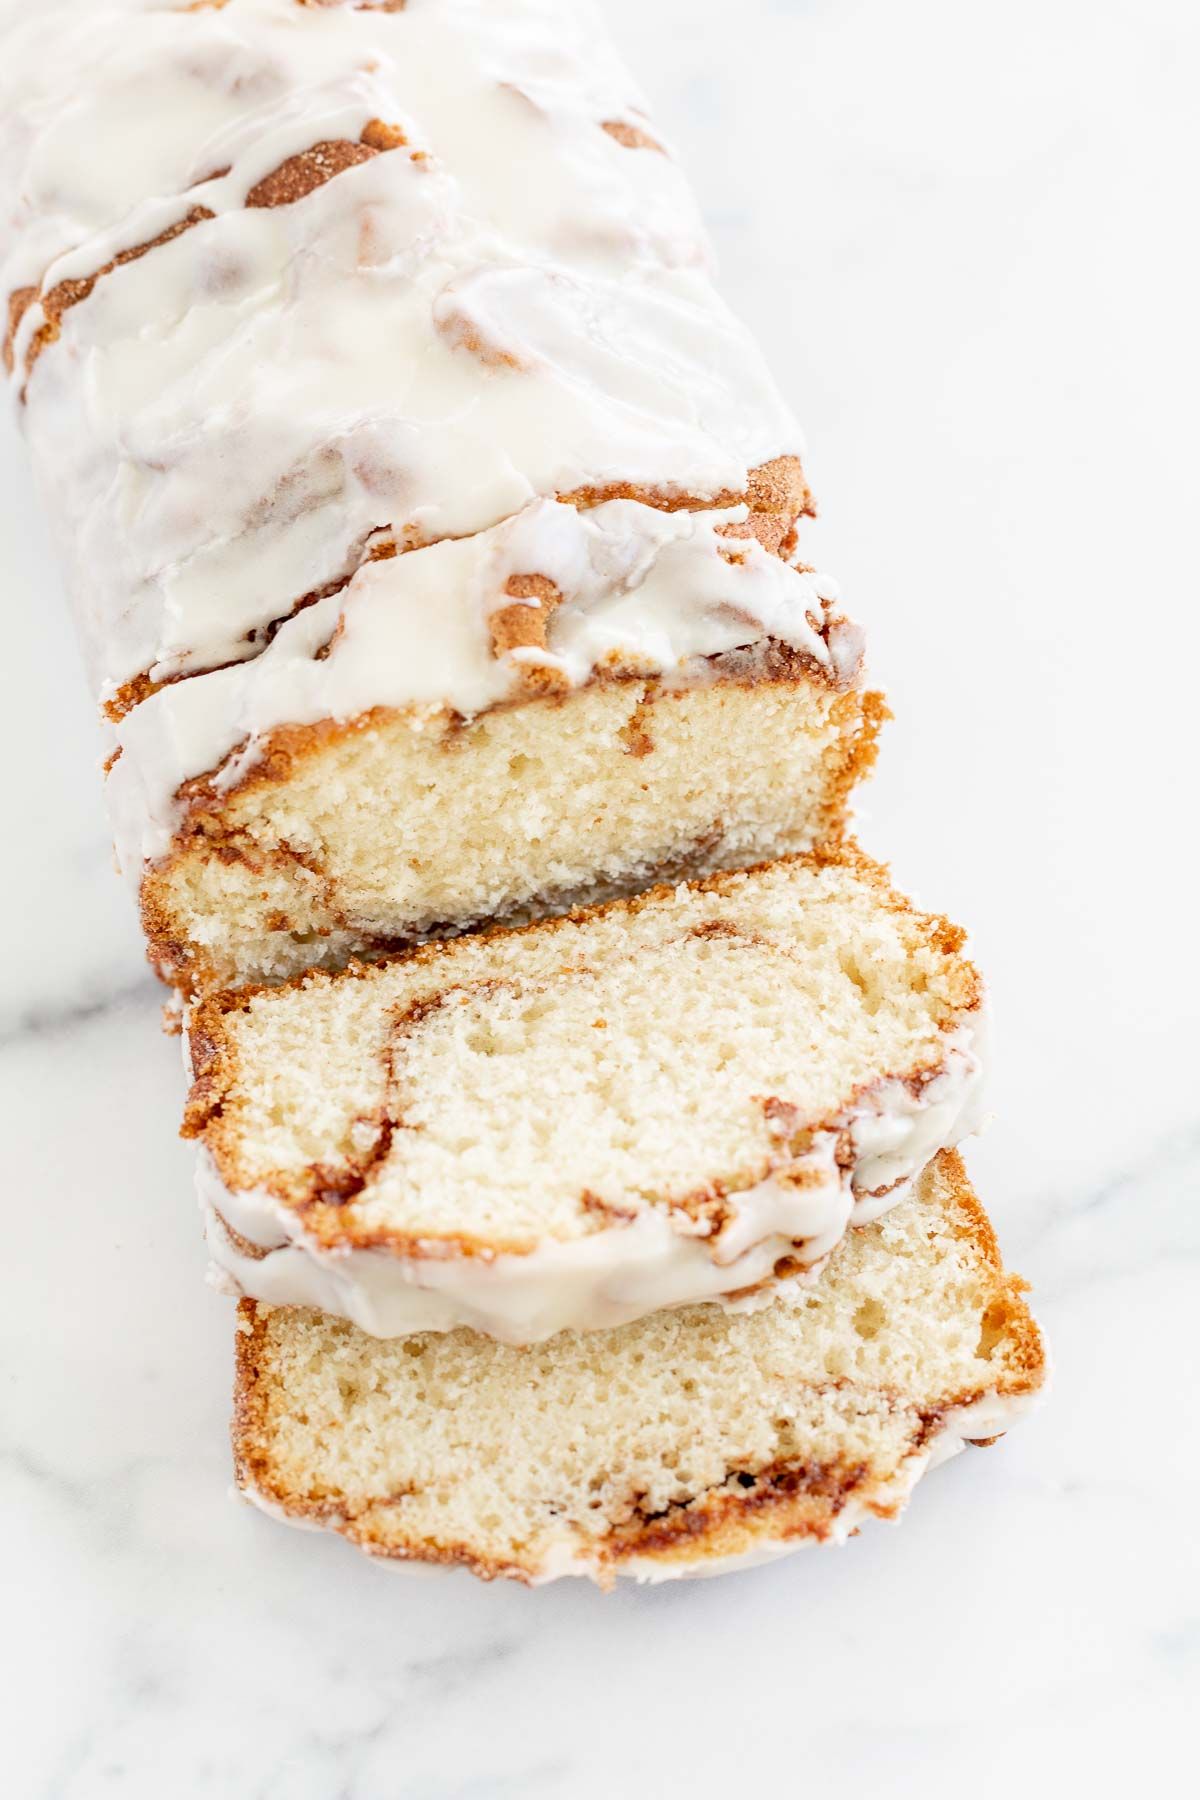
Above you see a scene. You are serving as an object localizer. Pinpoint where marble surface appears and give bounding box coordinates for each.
[2,0,1198,1793]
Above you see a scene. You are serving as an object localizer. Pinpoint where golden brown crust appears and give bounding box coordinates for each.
[486,574,571,696]
[230,1151,1047,1584]
[359,118,410,152]
[555,452,815,533]
[601,119,666,154]
[2,285,37,374]
[231,1302,278,1507]
[244,132,386,210]
[826,684,887,836]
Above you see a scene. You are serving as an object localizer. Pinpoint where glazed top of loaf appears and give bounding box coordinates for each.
[0,0,857,749]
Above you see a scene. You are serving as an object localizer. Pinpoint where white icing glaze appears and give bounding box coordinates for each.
[200,1018,987,1343]
[0,2,847,820]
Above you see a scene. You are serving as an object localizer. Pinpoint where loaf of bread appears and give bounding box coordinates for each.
[0,0,881,995]
[186,851,986,1342]
[0,1,1045,1590]
[232,1150,1045,1585]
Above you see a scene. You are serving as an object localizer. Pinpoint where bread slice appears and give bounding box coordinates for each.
[187,849,986,1344]
[232,1150,1045,1585]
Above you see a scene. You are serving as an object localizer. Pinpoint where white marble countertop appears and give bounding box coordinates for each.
[2,1,1198,1793]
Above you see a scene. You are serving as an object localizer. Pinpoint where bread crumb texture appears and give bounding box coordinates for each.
[188,847,978,1254]
[232,1150,1044,1583]
[144,677,884,995]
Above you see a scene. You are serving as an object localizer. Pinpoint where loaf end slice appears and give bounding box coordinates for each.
[191,848,986,1343]
[232,1150,1045,1585]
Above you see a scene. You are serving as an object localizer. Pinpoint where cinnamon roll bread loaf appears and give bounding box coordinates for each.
[0,0,881,994]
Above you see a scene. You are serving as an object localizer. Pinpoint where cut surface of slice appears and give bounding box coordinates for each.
[232,1151,1045,1585]
[188,849,986,1342]
[136,656,882,997]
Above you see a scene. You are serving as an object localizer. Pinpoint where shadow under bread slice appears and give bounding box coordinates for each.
[187,847,986,1344]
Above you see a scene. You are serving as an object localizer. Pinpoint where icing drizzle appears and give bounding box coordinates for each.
[0,0,861,879]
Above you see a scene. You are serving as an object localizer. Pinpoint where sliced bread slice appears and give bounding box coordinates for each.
[187,849,986,1344]
[232,1150,1045,1585]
